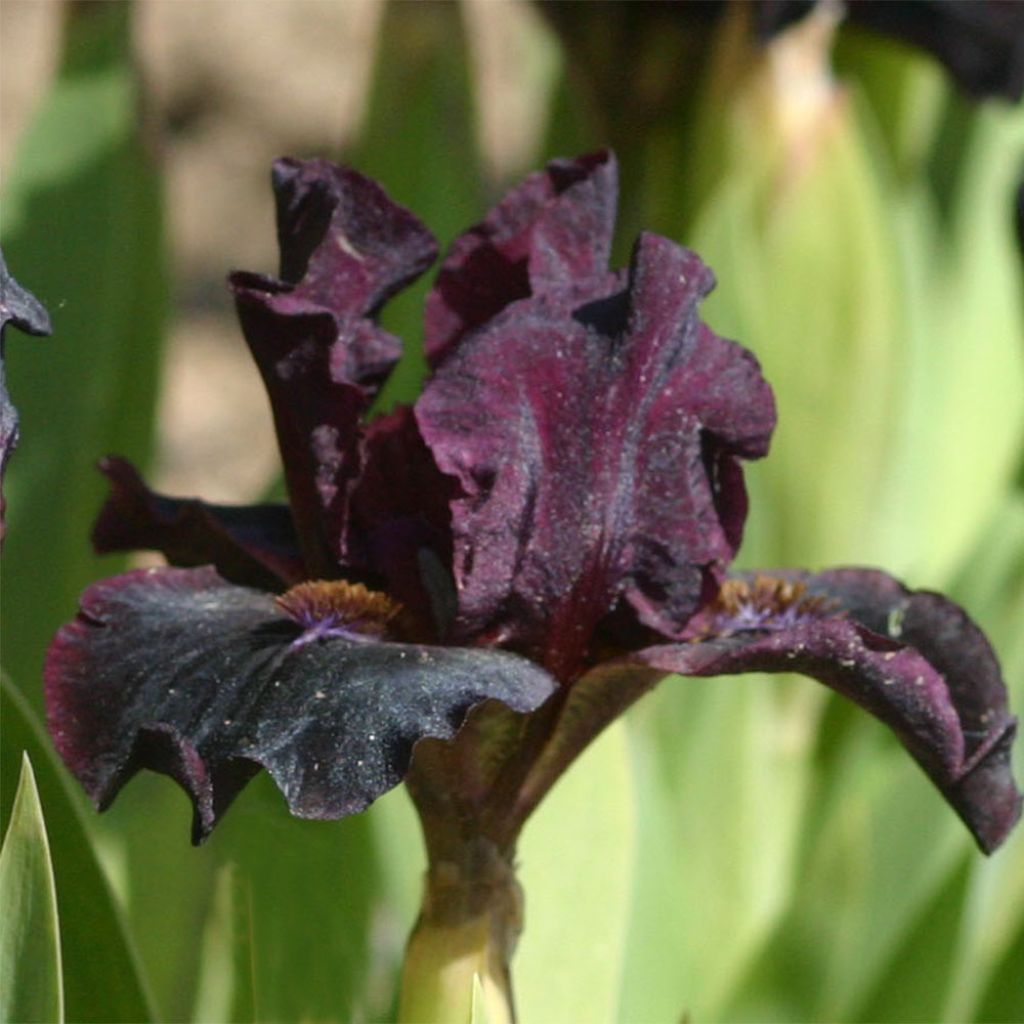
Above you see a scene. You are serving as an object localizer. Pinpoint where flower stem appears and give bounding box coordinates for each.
[398,837,522,1024]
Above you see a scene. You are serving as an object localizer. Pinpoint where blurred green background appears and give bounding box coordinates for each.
[2,2,1022,1021]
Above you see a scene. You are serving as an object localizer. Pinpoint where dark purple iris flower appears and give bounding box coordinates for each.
[45,153,1021,854]
[1,247,52,541]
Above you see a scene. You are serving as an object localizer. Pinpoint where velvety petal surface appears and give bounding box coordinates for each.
[230,159,438,575]
[45,567,556,842]
[270,157,440,386]
[636,570,1021,853]
[423,151,618,366]
[343,406,460,636]
[1,247,52,539]
[416,232,775,678]
[92,457,305,590]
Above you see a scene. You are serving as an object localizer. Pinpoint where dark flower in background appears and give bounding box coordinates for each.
[752,0,1024,102]
[45,153,1021,853]
[0,247,52,542]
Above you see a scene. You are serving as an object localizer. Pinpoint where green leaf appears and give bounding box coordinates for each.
[975,915,1024,1024]
[515,720,635,1024]
[0,677,155,1023]
[1,1,167,718]
[0,755,63,1024]
[619,678,812,1023]
[181,771,398,1024]
[870,105,1024,586]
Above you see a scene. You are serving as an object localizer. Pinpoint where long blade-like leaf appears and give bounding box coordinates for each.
[0,756,63,1024]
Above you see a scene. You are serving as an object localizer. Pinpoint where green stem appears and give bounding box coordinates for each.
[398,837,522,1024]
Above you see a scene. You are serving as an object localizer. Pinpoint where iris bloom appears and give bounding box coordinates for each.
[46,153,1020,869]
[1,248,52,540]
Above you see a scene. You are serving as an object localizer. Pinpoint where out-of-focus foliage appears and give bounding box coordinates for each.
[1,2,1021,1022]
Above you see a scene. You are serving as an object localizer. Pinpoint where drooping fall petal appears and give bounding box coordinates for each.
[45,567,556,842]
[520,570,1019,853]
[550,570,1019,854]
[92,456,305,590]
[416,232,775,678]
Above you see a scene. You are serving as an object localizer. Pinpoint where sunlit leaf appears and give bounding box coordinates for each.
[0,677,155,1023]
[1,2,167,715]
[516,721,634,1024]
[620,680,811,1023]
[0,756,63,1024]
[470,973,490,1024]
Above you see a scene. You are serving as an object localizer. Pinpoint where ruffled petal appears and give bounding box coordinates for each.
[416,232,775,678]
[230,160,438,575]
[92,456,305,590]
[1,247,52,540]
[644,570,1021,853]
[520,569,1020,853]
[424,151,618,365]
[45,567,556,842]
[270,157,440,386]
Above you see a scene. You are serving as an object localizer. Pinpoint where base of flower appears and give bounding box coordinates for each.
[398,837,522,1024]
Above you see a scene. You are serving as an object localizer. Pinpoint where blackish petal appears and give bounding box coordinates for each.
[416,232,775,678]
[45,567,556,842]
[1,247,52,541]
[754,0,1024,101]
[92,456,305,590]
[343,406,459,636]
[230,160,438,575]
[270,157,439,386]
[636,569,1022,853]
[843,1,1024,102]
[230,282,364,577]
[423,151,618,366]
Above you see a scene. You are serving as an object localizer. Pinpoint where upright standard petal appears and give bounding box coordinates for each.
[45,567,556,842]
[417,233,775,678]
[424,151,618,365]
[92,457,306,590]
[271,157,440,387]
[1,248,52,540]
[230,161,438,576]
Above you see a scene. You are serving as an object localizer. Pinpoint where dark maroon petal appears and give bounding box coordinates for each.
[343,406,460,635]
[630,569,1022,854]
[45,567,556,842]
[270,157,439,387]
[423,151,618,366]
[1,247,52,540]
[92,456,305,590]
[230,281,365,577]
[416,232,775,678]
[230,160,438,575]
